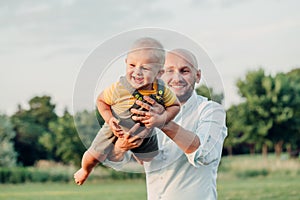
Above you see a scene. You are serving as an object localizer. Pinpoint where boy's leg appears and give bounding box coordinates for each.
[74,151,99,185]
[131,129,159,162]
[74,123,117,185]
[88,123,117,162]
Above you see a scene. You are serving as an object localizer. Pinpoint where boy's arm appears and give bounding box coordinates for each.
[97,92,123,136]
[163,99,180,124]
[97,92,113,123]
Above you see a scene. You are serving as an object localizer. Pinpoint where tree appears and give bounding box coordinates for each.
[0,114,17,167]
[43,110,86,165]
[74,109,102,148]
[11,96,57,166]
[196,85,224,104]
[285,68,300,156]
[228,68,300,157]
[28,96,57,128]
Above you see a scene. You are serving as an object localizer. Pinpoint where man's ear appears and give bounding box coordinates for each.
[157,69,165,78]
[125,58,127,64]
[196,69,201,84]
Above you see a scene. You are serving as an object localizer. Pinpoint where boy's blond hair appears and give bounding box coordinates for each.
[128,37,165,66]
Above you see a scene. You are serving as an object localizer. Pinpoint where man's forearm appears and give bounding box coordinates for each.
[162,121,200,154]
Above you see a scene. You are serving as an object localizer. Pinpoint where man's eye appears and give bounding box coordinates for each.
[182,69,190,74]
[165,69,174,73]
[130,64,135,67]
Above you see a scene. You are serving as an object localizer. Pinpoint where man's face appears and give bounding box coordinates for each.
[162,52,201,104]
[126,50,162,90]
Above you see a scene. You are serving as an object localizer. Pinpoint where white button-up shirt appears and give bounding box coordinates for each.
[104,92,227,200]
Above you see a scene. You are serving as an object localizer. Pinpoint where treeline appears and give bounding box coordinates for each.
[225,68,300,157]
[1,68,300,168]
[0,96,104,167]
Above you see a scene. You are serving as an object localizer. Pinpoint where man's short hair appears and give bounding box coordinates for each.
[169,48,198,69]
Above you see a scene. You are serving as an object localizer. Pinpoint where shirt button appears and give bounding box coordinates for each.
[162,156,167,160]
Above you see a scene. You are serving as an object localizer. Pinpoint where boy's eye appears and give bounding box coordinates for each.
[141,65,150,71]
[130,64,135,67]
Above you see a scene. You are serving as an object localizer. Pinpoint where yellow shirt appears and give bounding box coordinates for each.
[103,79,177,115]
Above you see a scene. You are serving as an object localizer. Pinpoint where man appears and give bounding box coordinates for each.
[104,48,227,200]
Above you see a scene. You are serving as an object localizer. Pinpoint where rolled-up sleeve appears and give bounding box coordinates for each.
[186,102,227,167]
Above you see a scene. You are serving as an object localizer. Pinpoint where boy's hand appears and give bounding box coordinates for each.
[108,117,124,138]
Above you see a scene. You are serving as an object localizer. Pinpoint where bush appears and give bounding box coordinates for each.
[49,173,70,183]
[0,168,30,184]
[28,170,49,183]
[236,168,269,178]
[110,170,145,180]
[0,167,71,184]
[0,168,12,183]
[8,168,28,183]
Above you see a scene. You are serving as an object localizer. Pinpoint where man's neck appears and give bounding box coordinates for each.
[178,92,193,106]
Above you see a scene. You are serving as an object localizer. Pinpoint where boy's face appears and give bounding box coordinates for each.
[126,49,163,90]
[162,52,201,104]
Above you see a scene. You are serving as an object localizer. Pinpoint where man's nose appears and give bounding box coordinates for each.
[172,71,183,81]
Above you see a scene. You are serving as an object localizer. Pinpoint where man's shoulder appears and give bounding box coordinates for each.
[195,95,225,112]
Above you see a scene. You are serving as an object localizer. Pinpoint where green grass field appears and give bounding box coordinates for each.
[0,180,147,200]
[1,175,300,200]
[1,155,299,200]
[218,175,300,200]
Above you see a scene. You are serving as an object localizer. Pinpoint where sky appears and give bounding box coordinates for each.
[1,0,299,115]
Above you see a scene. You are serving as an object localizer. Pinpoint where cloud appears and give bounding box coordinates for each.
[190,0,252,8]
[1,0,300,114]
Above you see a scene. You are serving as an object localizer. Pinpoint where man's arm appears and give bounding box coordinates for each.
[161,121,200,154]
[182,102,227,166]
[131,97,227,165]
[131,97,198,153]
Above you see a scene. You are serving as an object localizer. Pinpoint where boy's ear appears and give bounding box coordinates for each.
[157,69,165,78]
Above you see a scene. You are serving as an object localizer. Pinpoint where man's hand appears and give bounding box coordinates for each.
[131,96,167,128]
[115,123,145,151]
[133,96,165,115]
[108,123,152,162]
